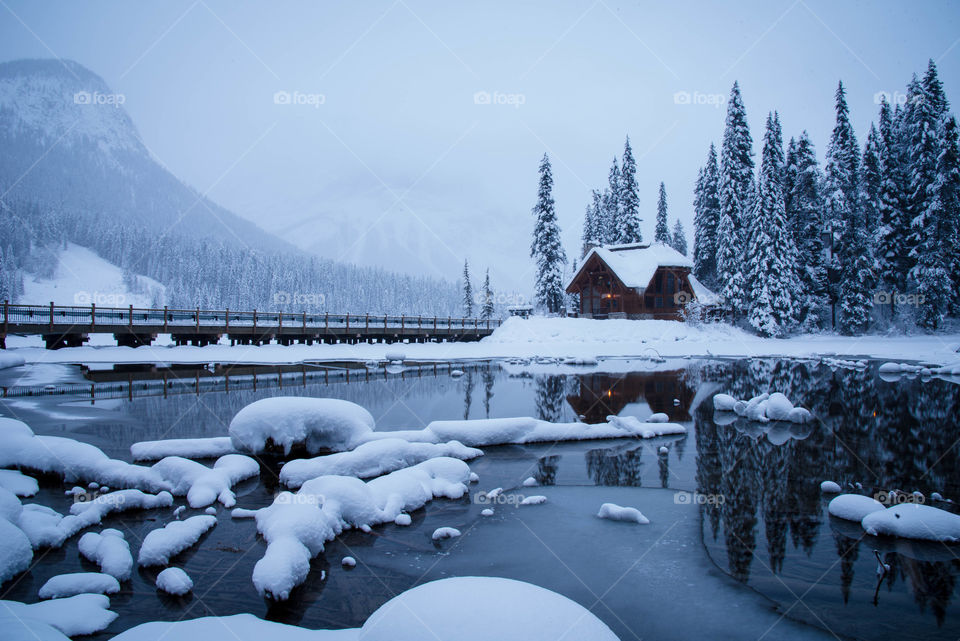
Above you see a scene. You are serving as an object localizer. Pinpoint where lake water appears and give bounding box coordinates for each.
[1,357,958,640]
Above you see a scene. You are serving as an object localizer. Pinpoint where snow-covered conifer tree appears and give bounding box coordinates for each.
[617,138,643,243]
[693,144,720,287]
[655,182,669,243]
[530,153,567,314]
[462,260,473,317]
[671,219,687,256]
[785,131,827,328]
[481,269,495,320]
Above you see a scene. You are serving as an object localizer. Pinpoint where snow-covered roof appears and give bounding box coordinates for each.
[687,274,719,305]
[567,242,694,292]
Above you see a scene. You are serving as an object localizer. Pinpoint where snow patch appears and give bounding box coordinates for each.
[138,515,217,566]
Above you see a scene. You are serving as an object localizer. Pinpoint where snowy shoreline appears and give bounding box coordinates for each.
[4,317,959,368]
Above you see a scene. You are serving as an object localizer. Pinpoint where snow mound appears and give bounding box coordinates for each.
[0,351,26,369]
[62,489,173,538]
[0,516,33,585]
[229,397,375,455]
[861,504,960,542]
[38,572,120,599]
[522,476,538,487]
[280,438,482,488]
[820,481,842,493]
[0,418,170,492]
[646,412,669,423]
[131,437,236,461]
[249,457,470,600]
[360,576,620,641]
[152,455,259,507]
[520,495,547,505]
[156,567,194,595]
[79,529,133,580]
[393,513,411,526]
[431,527,461,540]
[111,614,359,641]
[712,393,737,411]
[0,614,70,641]
[138,515,217,566]
[597,503,649,524]
[0,593,118,636]
[713,392,812,424]
[0,470,38,497]
[481,508,494,516]
[341,556,356,568]
[827,494,886,522]
[605,415,687,439]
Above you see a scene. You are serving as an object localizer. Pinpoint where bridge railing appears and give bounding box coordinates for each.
[1,302,503,333]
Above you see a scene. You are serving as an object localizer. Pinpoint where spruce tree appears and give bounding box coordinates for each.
[862,123,882,239]
[746,113,800,337]
[911,115,958,328]
[530,153,568,314]
[874,97,910,316]
[671,219,688,256]
[717,81,754,316]
[462,260,473,317]
[601,157,621,244]
[481,269,495,320]
[655,182,670,243]
[786,131,827,328]
[581,189,602,257]
[617,138,643,243]
[693,143,721,287]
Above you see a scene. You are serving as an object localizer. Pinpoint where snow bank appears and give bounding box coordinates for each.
[249,457,470,600]
[713,392,812,424]
[0,614,70,641]
[156,567,193,595]
[360,576,619,641]
[229,397,375,455]
[79,529,133,580]
[366,415,685,448]
[0,351,26,369]
[0,418,170,492]
[279,438,482,488]
[0,516,32,585]
[62,489,173,538]
[0,594,117,636]
[111,614,359,641]
[827,494,886,522]
[0,470,38,497]
[597,503,649,524]
[138,515,217,566]
[861,504,960,542]
[131,437,236,461]
[152,455,259,507]
[38,572,120,599]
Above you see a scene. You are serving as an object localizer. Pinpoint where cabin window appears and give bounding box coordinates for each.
[654,272,663,293]
[655,296,663,308]
[645,296,653,309]
[666,273,675,294]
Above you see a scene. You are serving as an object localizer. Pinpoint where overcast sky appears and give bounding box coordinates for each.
[1,1,958,294]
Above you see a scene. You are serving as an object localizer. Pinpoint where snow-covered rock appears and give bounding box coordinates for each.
[62,489,173,538]
[820,481,842,493]
[861,504,960,542]
[827,494,886,522]
[360,576,619,641]
[78,529,133,580]
[38,572,120,599]
[341,556,356,568]
[280,438,482,488]
[0,470,38,497]
[712,393,737,411]
[481,508,494,517]
[522,476,538,487]
[0,516,32,585]
[246,457,470,600]
[156,567,194,595]
[712,393,812,424]
[152,455,259,507]
[393,513,411,526]
[131,437,236,461]
[0,594,118,636]
[520,495,547,505]
[229,397,375,455]
[138,515,217,566]
[597,503,649,524]
[645,412,669,423]
[0,418,169,492]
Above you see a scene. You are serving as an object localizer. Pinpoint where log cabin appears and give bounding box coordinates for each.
[565,242,717,320]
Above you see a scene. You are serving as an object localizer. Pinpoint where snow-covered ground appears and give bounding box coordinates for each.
[21,242,165,308]
[5,316,960,367]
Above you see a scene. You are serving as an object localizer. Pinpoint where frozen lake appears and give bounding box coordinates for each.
[1,357,959,640]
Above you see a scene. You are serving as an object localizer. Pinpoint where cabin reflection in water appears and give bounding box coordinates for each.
[565,370,695,424]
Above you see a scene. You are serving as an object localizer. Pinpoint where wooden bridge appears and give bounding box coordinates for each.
[0,302,503,349]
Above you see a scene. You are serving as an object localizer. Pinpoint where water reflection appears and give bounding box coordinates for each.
[565,370,696,424]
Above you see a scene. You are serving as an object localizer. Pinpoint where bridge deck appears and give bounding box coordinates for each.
[1,303,502,349]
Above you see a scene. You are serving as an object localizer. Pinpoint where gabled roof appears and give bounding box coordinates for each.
[566,242,694,292]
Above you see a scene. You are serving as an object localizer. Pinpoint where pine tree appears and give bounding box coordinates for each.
[746,113,800,337]
[693,143,721,287]
[655,182,670,243]
[671,219,688,255]
[861,123,882,239]
[785,131,827,328]
[462,260,473,317]
[530,153,568,314]
[601,157,621,244]
[481,269,495,320]
[581,189,602,257]
[911,115,959,328]
[824,82,873,334]
[616,137,643,243]
[874,96,910,315]
[717,81,754,316]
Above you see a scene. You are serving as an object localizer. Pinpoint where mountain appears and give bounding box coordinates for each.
[0,59,288,252]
